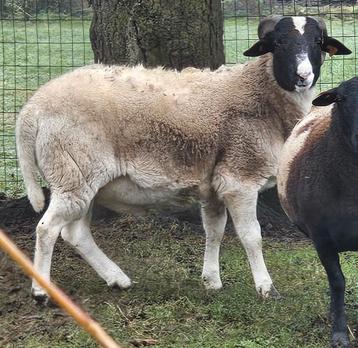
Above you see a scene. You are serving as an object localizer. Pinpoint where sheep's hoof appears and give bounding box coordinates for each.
[108,277,132,290]
[202,275,223,290]
[31,288,58,307]
[257,284,281,300]
[331,332,350,348]
[31,291,49,306]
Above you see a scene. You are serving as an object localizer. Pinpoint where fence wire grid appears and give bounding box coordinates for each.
[0,0,357,196]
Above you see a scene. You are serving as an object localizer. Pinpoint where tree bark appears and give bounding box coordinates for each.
[89,0,224,70]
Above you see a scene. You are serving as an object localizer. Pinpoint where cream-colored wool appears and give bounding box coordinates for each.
[17,55,313,210]
[16,53,314,299]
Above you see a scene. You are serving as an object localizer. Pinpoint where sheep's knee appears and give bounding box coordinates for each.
[36,219,61,247]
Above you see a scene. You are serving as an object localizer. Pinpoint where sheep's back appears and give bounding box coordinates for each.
[23,64,243,190]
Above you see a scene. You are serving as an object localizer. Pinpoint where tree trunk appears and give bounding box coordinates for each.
[89,0,224,70]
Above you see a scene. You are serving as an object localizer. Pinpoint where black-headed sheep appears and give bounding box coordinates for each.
[16,16,350,302]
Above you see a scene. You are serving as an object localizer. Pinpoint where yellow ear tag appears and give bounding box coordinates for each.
[327,45,338,57]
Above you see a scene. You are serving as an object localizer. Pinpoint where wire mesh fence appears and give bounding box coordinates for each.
[0,0,357,196]
[0,0,92,195]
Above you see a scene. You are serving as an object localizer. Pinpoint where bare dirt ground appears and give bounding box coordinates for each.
[0,189,308,347]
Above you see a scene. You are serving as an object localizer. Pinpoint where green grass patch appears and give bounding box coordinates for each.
[2,218,356,348]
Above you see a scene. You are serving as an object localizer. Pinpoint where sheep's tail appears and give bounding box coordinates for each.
[16,106,45,213]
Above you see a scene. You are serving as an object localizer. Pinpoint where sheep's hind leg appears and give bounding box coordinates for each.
[201,195,227,290]
[61,206,131,290]
[31,193,83,303]
[223,186,280,299]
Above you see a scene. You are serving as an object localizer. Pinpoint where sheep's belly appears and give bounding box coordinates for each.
[95,176,199,215]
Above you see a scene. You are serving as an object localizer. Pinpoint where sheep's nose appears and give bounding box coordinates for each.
[297,72,310,81]
[296,72,313,87]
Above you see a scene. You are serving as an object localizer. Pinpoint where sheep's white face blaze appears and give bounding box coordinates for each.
[292,16,306,34]
[295,53,314,91]
[292,18,315,91]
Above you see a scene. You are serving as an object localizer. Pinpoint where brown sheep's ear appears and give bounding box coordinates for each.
[312,88,339,106]
[243,41,273,57]
[322,37,352,56]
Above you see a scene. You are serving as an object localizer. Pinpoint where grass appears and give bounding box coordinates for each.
[1,216,357,348]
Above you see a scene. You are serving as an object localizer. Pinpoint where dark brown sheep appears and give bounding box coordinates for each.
[278,77,358,348]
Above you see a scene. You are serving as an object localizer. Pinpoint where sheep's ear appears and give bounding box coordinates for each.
[312,88,338,106]
[243,41,273,57]
[322,37,351,57]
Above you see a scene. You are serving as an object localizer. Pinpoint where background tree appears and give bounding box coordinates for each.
[88,0,225,70]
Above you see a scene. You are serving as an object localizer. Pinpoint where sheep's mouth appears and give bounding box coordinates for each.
[296,80,309,87]
[294,75,314,92]
[295,83,311,92]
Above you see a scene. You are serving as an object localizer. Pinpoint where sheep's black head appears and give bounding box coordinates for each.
[244,16,351,92]
[313,77,358,153]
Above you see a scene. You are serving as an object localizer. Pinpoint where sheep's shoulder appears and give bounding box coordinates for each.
[281,105,332,164]
[278,105,332,215]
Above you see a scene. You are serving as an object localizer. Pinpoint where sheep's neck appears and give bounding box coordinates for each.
[255,54,315,140]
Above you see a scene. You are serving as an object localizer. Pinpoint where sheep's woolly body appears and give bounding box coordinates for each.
[278,101,358,227]
[277,76,358,348]
[17,54,314,214]
[277,105,332,218]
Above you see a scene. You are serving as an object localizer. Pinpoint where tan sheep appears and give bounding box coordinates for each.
[16,16,350,302]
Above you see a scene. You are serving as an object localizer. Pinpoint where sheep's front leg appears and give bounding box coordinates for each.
[316,244,349,348]
[223,188,280,299]
[201,196,227,290]
[61,215,131,290]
